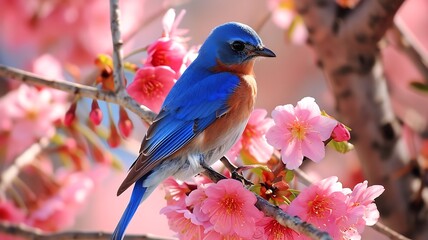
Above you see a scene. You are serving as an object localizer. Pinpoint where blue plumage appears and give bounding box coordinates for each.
[112,178,146,240]
[112,22,275,240]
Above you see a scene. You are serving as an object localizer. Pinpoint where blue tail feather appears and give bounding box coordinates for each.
[112,178,146,240]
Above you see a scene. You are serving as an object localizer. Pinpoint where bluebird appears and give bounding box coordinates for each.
[112,22,275,239]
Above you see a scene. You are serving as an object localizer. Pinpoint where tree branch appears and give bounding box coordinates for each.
[0,65,156,124]
[0,221,172,240]
[109,0,126,93]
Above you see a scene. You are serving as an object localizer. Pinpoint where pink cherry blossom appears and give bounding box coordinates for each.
[0,84,67,160]
[160,205,205,240]
[204,229,250,240]
[201,179,263,238]
[256,205,300,240]
[0,54,68,160]
[145,37,187,74]
[127,66,176,112]
[331,123,351,142]
[162,9,188,39]
[266,97,337,169]
[346,181,384,226]
[186,186,210,225]
[267,0,295,29]
[144,8,189,77]
[163,178,192,207]
[287,176,348,235]
[227,109,274,163]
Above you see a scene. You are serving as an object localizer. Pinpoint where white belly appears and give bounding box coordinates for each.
[143,119,248,191]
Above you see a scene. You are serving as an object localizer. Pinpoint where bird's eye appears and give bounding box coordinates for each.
[230,41,245,52]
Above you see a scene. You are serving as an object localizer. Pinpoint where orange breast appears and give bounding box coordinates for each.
[201,71,257,150]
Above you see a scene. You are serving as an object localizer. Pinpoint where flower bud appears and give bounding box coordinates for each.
[64,102,77,127]
[89,100,103,125]
[331,123,351,142]
[107,121,121,148]
[118,107,133,138]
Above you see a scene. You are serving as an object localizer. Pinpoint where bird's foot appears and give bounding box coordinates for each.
[220,156,253,187]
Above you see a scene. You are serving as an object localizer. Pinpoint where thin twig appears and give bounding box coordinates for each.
[391,17,428,83]
[0,65,156,124]
[0,221,172,240]
[253,11,272,33]
[293,167,314,186]
[109,0,126,93]
[372,221,412,240]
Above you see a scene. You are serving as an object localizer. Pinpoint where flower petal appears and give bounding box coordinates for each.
[282,139,304,169]
[301,132,325,162]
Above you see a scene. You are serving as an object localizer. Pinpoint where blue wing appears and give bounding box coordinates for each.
[116,72,240,195]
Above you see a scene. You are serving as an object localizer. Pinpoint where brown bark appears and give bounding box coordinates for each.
[294,0,425,238]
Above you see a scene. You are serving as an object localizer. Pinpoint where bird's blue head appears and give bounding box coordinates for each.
[196,22,275,69]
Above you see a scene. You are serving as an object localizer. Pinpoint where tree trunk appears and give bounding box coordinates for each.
[295,0,426,238]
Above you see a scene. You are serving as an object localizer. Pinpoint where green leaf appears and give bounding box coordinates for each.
[328,140,354,153]
[240,149,259,165]
[410,81,428,93]
[249,184,261,194]
[284,170,295,183]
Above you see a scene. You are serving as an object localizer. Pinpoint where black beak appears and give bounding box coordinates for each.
[254,47,276,57]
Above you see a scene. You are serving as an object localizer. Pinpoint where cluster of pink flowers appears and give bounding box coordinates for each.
[288,177,384,239]
[127,9,198,113]
[162,176,383,239]
[0,54,112,234]
[160,96,362,239]
[162,178,263,239]
[0,55,68,161]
